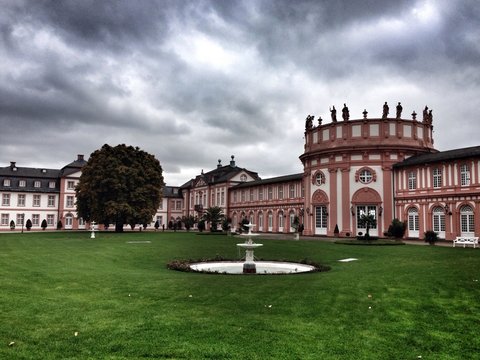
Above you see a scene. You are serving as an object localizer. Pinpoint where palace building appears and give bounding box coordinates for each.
[1,103,479,241]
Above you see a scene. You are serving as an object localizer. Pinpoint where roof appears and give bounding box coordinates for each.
[393,146,480,168]
[60,155,88,176]
[181,161,260,189]
[233,173,303,188]
[163,186,183,198]
[0,165,60,193]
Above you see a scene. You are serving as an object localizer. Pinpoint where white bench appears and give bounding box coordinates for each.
[453,236,478,248]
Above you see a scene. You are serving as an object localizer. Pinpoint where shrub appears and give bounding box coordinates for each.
[41,219,47,230]
[154,220,160,230]
[56,220,63,230]
[25,219,32,231]
[10,220,15,230]
[424,230,438,245]
[388,218,406,239]
[197,219,206,232]
[333,224,339,235]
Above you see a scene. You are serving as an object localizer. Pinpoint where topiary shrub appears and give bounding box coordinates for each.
[41,219,47,230]
[25,219,32,231]
[56,220,62,230]
[10,220,15,230]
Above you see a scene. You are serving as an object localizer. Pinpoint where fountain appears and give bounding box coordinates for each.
[236,223,263,273]
[188,223,317,275]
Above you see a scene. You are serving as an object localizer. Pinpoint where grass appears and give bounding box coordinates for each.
[0,231,479,359]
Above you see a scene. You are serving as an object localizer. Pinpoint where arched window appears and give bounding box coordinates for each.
[460,205,474,235]
[408,208,419,237]
[278,211,284,231]
[432,206,445,238]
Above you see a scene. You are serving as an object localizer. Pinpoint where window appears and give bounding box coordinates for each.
[2,194,10,206]
[66,196,74,208]
[408,172,417,190]
[268,187,273,200]
[16,213,24,226]
[289,184,295,198]
[241,190,245,202]
[359,169,373,184]
[47,214,55,226]
[32,214,40,226]
[156,216,163,225]
[408,208,419,231]
[268,212,273,230]
[67,181,75,189]
[49,181,56,189]
[79,218,85,226]
[17,194,26,207]
[33,195,41,207]
[460,164,470,186]
[233,191,237,203]
[249,189,254,201]
[1,214,9,226]
[240,174,247,182]
[3,179,11,187]
[48,195,56,207]
[19,180,26,187]
[460,205,474,234]
[176,201,182,210]
[315,172,325,186]
[356,205,377,229]
[278,212,284,229]
[433,168,442,188]
[259,188,263,201]
[258,212,263,229]
[34,181,41,188]
[221,191,225,205]
[433,206,445,232]
[278,186,284,200]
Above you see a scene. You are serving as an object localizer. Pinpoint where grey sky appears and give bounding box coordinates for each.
[1,0,479,185]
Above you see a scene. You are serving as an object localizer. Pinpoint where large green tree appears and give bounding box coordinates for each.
[76,144,164,232]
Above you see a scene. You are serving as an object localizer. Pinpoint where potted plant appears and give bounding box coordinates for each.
[424,230,438,245]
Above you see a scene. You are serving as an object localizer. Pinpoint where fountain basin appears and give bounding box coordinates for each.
[189,261,316,274]
[236,243,263,250]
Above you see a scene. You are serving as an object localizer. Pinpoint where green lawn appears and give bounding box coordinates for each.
[0,231,479,359]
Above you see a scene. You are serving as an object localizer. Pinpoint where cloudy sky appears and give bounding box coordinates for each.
[1,0,479,185]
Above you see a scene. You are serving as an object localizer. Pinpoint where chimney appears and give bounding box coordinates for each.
[10,161,16,169]
[217,159,222,168]
[230,155,236,167]
[77,154,84,161]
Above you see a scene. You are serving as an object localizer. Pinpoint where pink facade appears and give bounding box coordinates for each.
[2,106,480,240]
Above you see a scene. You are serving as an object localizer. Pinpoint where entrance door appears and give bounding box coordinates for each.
[315,206,327,235]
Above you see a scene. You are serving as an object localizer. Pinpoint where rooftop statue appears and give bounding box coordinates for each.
[423,106,429,122]
[318,116,323,126]
[342,103,349,121]
[330,106,337,123]
[305,115,314,130]
[382,102,389,119]
[396,102,403,119]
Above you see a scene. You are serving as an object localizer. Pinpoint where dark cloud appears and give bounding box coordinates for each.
[1,0,479,185]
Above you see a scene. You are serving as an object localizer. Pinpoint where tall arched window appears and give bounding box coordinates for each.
[268,212,273,232]
[408,208,419,238]
[278,211,284,232]
[258,212,264,231]
[432,206,445,238]
[460,205,474,236]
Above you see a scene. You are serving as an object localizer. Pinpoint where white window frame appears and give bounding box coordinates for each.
[432,168,442,188]
[33,195,41,207]
[460,164,470,186]
[408,171,417,190]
